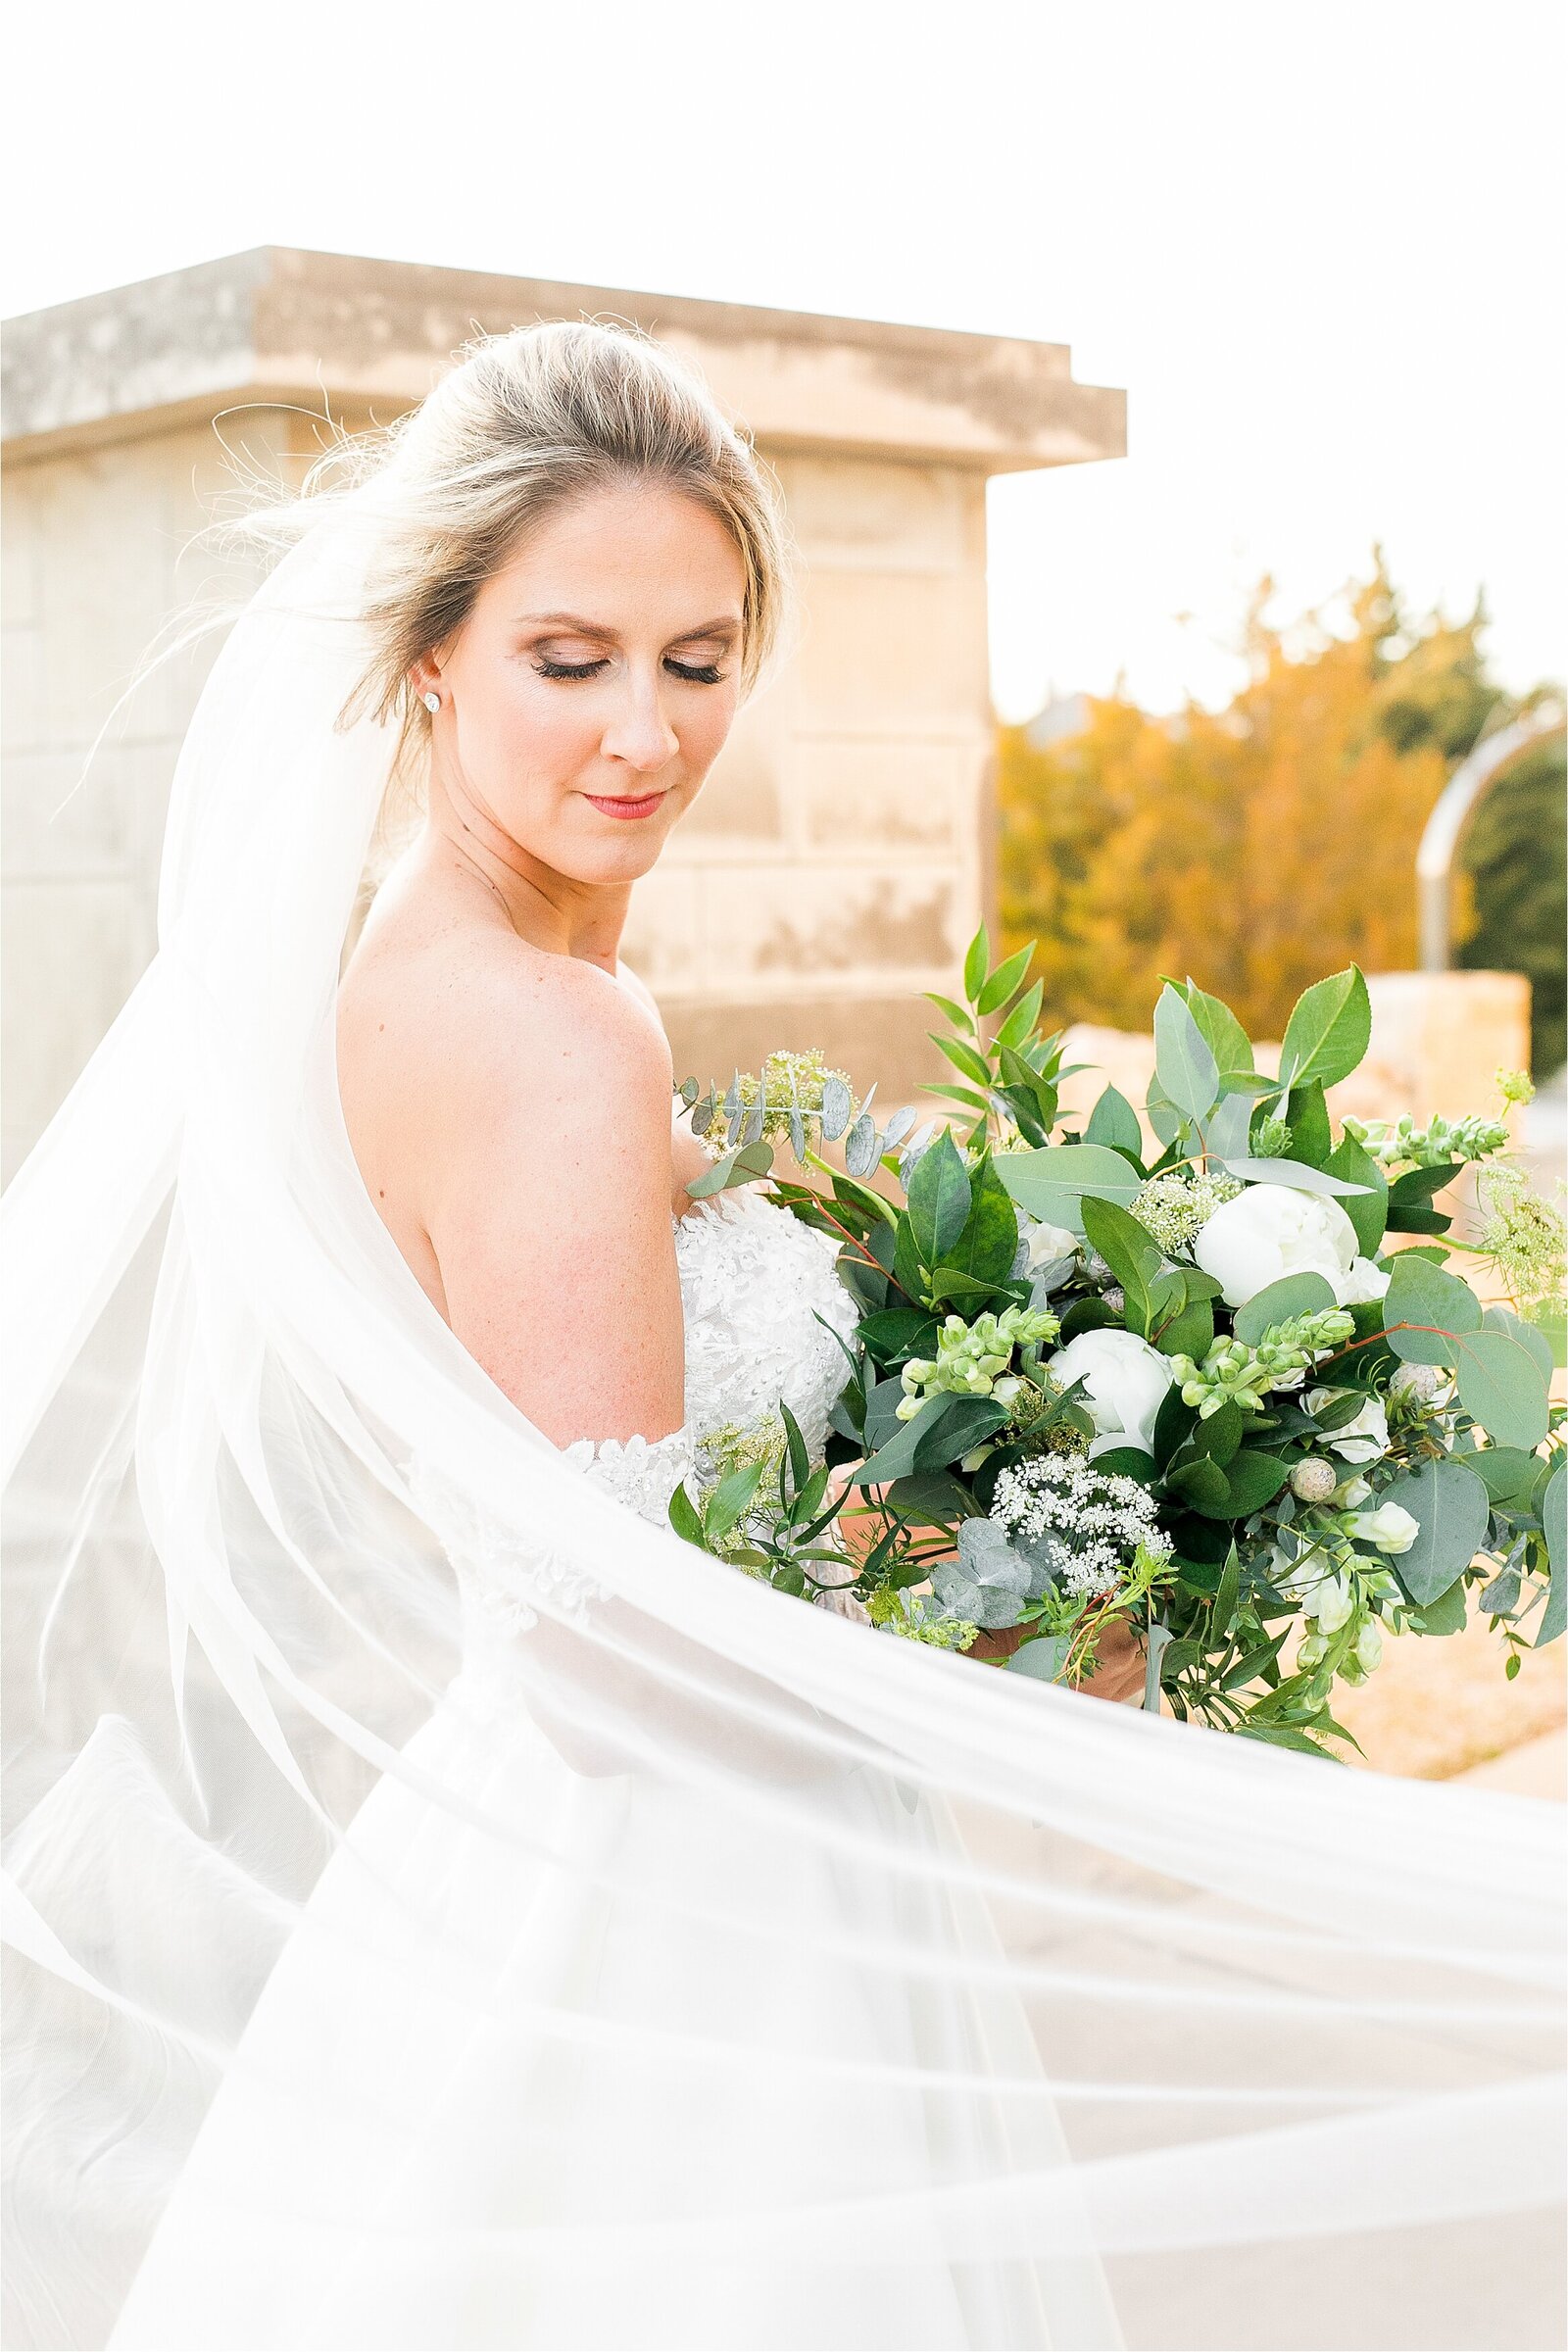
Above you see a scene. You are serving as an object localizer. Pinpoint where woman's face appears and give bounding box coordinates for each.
[423,476,747,883]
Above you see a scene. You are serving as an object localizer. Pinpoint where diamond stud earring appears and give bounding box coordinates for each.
[421,691,441,714]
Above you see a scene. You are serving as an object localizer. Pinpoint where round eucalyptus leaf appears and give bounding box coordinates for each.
[1383,1459,1492,1603]
[845,1112,882,1178]
[819,1074,853,1141]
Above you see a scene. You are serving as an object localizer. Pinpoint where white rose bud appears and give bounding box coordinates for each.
[1303,1389,1391,1465]
[1344,1501,1421,1555]
[1023,1217,1080,1274]
[1313,1575,1354,1636]
[1290,1458,1339,1502]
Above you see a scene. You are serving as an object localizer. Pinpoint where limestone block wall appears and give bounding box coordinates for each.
[1,419,292,1180]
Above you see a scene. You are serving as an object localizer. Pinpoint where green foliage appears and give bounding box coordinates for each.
[999,552,1564,1071]
[1456,733,1567,1075]
[674,916,1563,1747]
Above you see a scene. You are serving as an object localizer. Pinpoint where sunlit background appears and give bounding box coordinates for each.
[4,1,1563,1784]
[4,1,1562,719]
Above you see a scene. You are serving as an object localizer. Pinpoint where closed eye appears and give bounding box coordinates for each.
[532,657,728,685]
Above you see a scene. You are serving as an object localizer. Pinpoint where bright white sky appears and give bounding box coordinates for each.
[5,1,1562,718]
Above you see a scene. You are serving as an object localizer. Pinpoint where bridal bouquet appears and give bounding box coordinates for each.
[670,931,1565,1754]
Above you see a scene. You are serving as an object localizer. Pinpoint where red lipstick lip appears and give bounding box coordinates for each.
[583,789,667,820]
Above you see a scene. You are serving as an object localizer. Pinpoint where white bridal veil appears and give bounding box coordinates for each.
[2,486,1564,2352]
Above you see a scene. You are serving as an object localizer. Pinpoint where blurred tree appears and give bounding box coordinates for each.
[1455,731,1567,1075]
[999,551,1564,1069]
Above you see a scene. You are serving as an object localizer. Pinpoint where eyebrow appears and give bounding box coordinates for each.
[515,611,741,642]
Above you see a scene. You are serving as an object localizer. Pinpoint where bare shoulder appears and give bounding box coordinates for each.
[338,917,686,1436]
[343,924,672,1198]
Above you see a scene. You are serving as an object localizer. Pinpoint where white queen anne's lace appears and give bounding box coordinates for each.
[989,1452,1172,1598]
[410,1186,858,1647]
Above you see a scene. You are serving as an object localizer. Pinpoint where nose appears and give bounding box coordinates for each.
[600,670,679,775]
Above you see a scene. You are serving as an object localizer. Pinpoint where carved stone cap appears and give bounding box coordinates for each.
[2,244,1125,473]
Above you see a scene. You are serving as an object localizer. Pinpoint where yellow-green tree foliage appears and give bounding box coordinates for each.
[999,558,1487,1043]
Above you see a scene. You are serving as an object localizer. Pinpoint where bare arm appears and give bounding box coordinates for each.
[420,956,685,1447]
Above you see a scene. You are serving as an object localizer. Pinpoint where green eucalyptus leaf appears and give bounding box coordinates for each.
[1406,1576,1468,1637]
[1383,1459,1492,1603]
[1174,978,1255,1085]
[943,1152,1021,1288]
[1324,1131,1389,1255]
[1213,1544,1242,1639]
[1167,1457,1231,1514]
[779,1399,809,1495]
[1084,1082,1145,1159]
[1388,1162,1463,1206]
[1470,1446,1544,1507]
[1483,1303,1555,1386]
[1149,1280,1215,1361]
[1080,1195,1166,1334]
[1008,1634,1075,1682]
[932,1032,995,1088]
[1221,1157,1373,1199]
[995,978,1046,1052]
[685,1140,775,1200]
[704,1462,767,1543]
[1382,1254,1484,1364]
[818,1074,854,1141]
[923,992,976,1037]
[1233,1271,1339,1346]
[1282,1080,1333,1168]
[1277,966,1371,1092]
[906,1128,972,1267]
[1091,1445,1158,1484]
[667,1481,708,1548]
[962,924,991,1004]
[853,1393,955,1486]
[1453,1327,1551,1447]
[1199,1090,1253,1164]
[1544,1457,1566,1579]
[1153,986,1221,1124]
[995,1144,1144,1234]
[1145,1076,1185,1148]
[844,1112,882,1179]
[976,943,1035,1016]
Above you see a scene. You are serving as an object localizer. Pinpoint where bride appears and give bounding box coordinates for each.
[2,319,1562,2352]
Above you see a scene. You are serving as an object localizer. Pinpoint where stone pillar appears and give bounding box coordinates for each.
[1,247,1125,1179]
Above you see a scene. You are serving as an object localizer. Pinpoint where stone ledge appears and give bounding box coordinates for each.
[2,245,1126,475]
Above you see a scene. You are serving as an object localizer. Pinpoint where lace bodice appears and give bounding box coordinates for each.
[406,1184,859,1641]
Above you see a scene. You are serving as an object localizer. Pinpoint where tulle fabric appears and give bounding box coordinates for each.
[2,495,1563,2352]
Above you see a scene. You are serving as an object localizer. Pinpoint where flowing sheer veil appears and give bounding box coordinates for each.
[2,486,1563,2352]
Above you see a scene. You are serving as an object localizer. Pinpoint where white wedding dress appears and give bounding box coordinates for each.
[106,1185,1116,2352]
[8,498,1562,2352]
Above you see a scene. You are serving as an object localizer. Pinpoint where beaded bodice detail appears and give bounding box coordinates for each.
[406,1185,858,1643]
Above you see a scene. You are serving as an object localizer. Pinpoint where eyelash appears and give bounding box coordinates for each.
[532,656,728,685]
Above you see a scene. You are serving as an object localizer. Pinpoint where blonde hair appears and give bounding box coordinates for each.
[145,318,799,847]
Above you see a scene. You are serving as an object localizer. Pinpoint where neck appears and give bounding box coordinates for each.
[421,761,632,972]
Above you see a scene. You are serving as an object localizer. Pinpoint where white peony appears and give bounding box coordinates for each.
[1304,1388,1390,1464]
[1192,1182,1387,1310]
[1344,1501,1420,1555]
[1045,1328,1175,1460]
